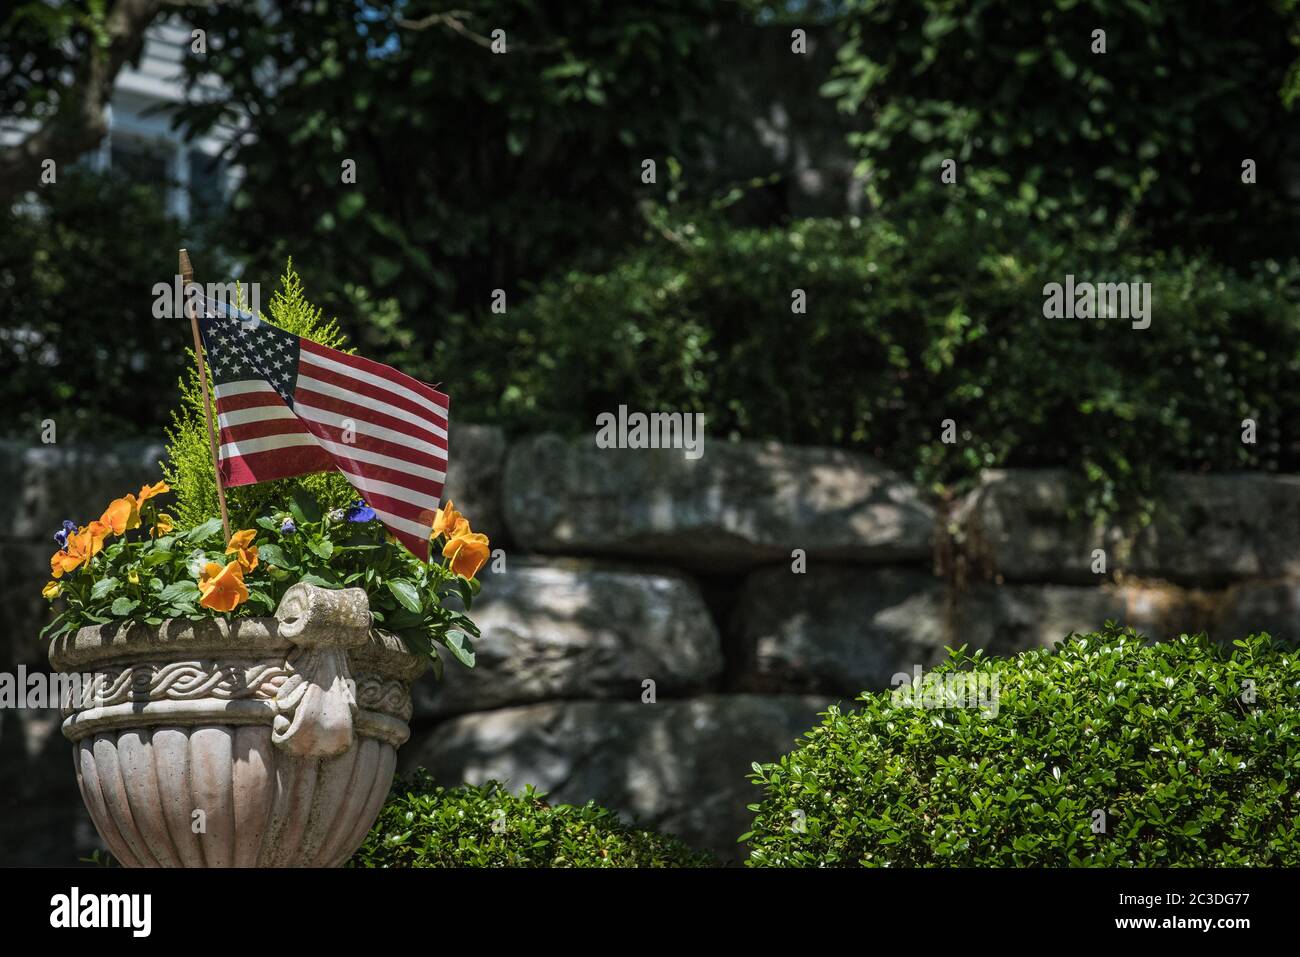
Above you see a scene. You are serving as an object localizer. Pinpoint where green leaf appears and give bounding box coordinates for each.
[257,543,292,570]
[384,607,425,631]
[445,612,480,638]
[443,629,476,668]
[290,488,322,525]
[158,580,201,603]
[308,538,335,561]
[90,577,120,600]
[39,612,69,641]
[185,517,224,542]
[110,597,139,616]
[298,572,339,589]
[386,579,422,614]
[455,577,475,609]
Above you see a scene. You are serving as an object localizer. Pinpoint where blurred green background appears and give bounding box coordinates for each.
[4,0,1300,521]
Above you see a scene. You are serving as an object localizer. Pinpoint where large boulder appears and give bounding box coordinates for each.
[441,423,508,547]
[503,433,933,570]
[0,542,60,669]
[405,694,835,861]
[1214,579,1300,643]
[950,583,1199,655]
[1132,474,1300,585]
[730,564,1208,696]
[956,469,1300,586]
[0,439,167,541]
[730,566,948,695]
[416,559,723,717]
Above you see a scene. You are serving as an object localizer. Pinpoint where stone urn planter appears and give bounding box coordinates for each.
[48,582,424,867]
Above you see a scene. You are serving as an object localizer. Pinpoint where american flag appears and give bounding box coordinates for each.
[195,296,448,560]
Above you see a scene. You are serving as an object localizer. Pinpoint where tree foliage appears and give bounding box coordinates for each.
[497,195,1300,521]
[0,170,199,438]
[0,0,182,200]
[825,0,1300,262]
[175,0,729,359]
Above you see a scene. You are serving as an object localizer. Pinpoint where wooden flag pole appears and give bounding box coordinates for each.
[180,248,232,545]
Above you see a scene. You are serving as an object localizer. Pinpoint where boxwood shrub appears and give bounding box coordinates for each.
[350,770,714,868]
[743,627,1300,866]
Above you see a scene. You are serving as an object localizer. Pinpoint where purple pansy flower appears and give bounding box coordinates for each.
[280,518,297,534]
[54,519,76,551]
[345,500,377,523]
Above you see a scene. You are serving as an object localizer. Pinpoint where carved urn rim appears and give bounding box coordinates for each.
[48,583,425,681]
[48,582,426,754]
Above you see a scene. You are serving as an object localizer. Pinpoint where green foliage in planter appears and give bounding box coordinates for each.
[162,261,357,529]
[498,197,1300,522]
[743,627,1300,866]
[351,770,715,868]
[40,487,484,673]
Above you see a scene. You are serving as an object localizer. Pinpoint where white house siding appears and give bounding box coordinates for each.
[4,14,240,220]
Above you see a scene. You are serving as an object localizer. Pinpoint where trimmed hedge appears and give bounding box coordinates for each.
[350,770,714,868]
[743,627,1300,866]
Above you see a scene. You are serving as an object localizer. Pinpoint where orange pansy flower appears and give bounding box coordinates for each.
[135,480,171,505]
[431,500,468,540]
[100,496,141,536]
[225,528,259,572]
[49,522,108,579]
[443,531,490,579]
[198,561,249,612]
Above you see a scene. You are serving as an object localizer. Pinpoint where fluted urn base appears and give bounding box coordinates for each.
[49,583,425,868]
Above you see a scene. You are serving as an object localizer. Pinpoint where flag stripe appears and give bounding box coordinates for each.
[295,383,447,449]
[333,458,445,500]
[310,434,446,484]
[297,369,448,434]
[218,404,299,429]
[215,391,295,415]
[214,379,278,399]
[389,528,429,559]
[300,339,448,410]
[339,486,438,539]
[220,418,316,446]
[200,314,449,560]
[219,432,324,459]
[294,399,449,463]
[297,419,448,473]
[222,443,336,487]
[334,468,441,519]
[299,345,448,422]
